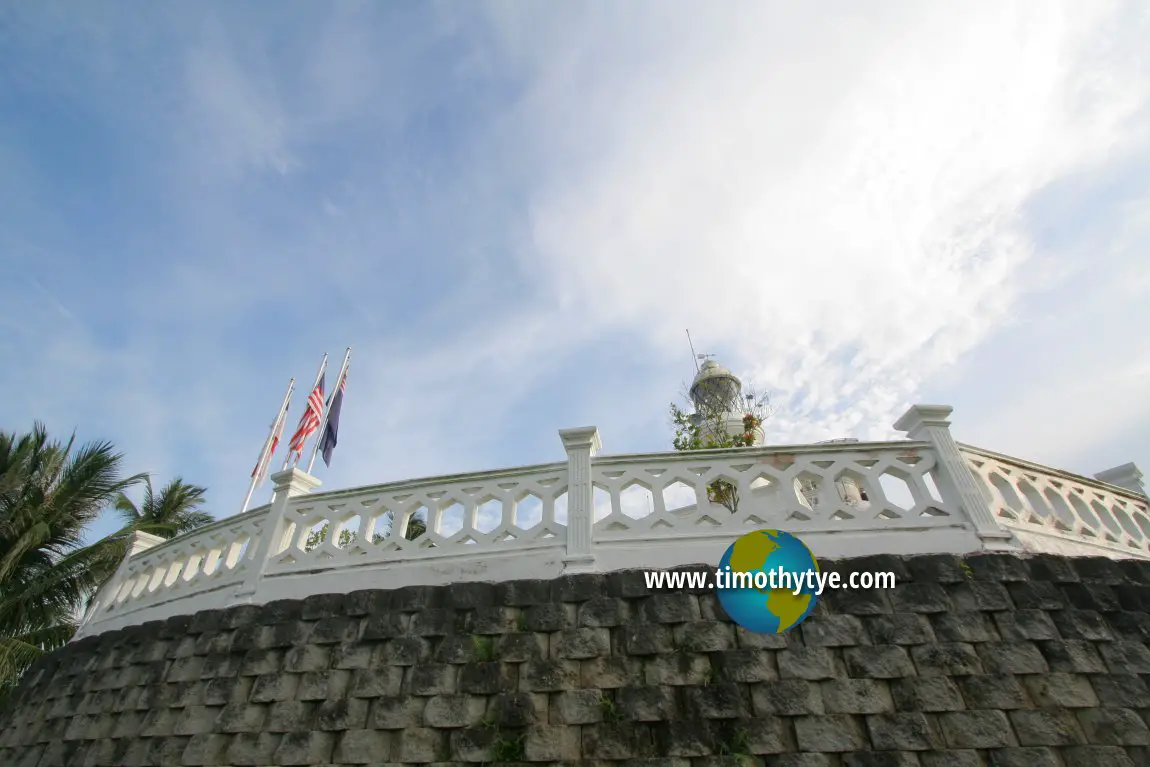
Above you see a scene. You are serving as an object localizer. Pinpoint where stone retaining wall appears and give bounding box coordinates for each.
[3,552,1150,766]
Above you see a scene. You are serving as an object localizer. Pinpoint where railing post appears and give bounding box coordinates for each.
[1094,463,1148,498]
[560,426,602,573]
[75,530,165,639]
[232,467,321,604]
[894,405,1017,550]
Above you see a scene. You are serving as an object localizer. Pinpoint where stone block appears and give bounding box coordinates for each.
[497,632,547,662]
[1023,673,1098,708]
[618,685,677,721]
[752,680,824,716]
[495,578,552,606]
[333,729,391,764]
[622,624,675,655]
[582,656,643,688]
[644,654,711,686]
[931,612,997,643]
[265,621,313,649]
[393,584,442,612]
[1008,709,1084,746]
[948,581,1012,612]
[409,663,456,696]
[938,710,1016,748]
[239,649,284,676]
[553,627,611,659]
[607,570,655,599]
[489,691,540,727]
[843,646,915,679]
[368,696,425,729]
[179,733,231,765]
[553,689,605,724]
[822,587,891,616]
[310,616,358,645]
[172,705,222,736]
[674,621,736,652]
[579,596,628,627]
[841,752,921,767]
[458,662,516,695]
[520,660,580,692]
[1037,640,1107,673]
[778,648,837,680]
[734,624,787,649]
[1061,583,1119,612]
[1099,640,1150,673]
[444,581,496,609]
[398,727,445,763]
[585,723,656,759]
[423,695,487,728]
[449,725,497,762]
[641,594,701,623]
[1007,582,1066,610]
[1091,674,1150,708]
[314,698,369,731]
[523,603,572,632]
[1060,745,1138,767]
[866,614,935,645]
[434,635,479,665]
[272,730,335,765]
[889,583,952,613]
[225,732,281,766]
[265,701,316,733]
[216,702,267,733]
[955,676,1028,710]
[803,615,870,647]
[360,612,406,640]
[296,669,350,701]
[552,572,606,602]
[1076,707,1150,745]
[166,656,206,683]
[822,679,894,715]
[1053,611,1113,643]
[377,636,432,666]
[993,610,1059,641]
[681,683,748,721]
[467,606,517,635]
[524,724,581,761]
[1106,610,1150,640]
[330,642,373,670]
[985,748,1059,767]
[793,715,868,752]
[411,608,457,637]
[910,643,983,676]
[713,649,775,683]
[866,712,939,750]
[250,673,299,703]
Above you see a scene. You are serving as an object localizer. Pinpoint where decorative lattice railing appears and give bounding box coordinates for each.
[74,406,1148,639]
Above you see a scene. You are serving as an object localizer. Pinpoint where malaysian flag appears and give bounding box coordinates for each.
[289,373,325,458]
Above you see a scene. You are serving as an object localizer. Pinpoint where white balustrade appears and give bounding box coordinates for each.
[73,404,1150,639]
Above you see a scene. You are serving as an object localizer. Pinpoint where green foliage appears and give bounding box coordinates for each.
[670,402,764,513]
[488,730,527,762]
[471,634,497,662]
[598,693,623,724]
[305,511,427,551]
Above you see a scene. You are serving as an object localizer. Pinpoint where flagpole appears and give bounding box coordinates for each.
[284,353,329,471]
[241,377,295,513]
[307,347,351,474]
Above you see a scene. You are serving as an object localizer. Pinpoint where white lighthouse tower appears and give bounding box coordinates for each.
[687,356,767,446]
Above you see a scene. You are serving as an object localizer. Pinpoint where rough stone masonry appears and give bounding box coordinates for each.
[3,552,1150,766]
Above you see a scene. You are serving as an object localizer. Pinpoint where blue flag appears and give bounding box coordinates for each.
[320,376,345,467]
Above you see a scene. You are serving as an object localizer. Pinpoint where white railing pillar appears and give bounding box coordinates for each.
[75,530,166,639]
[560,426,602,573]
[232,467,321,603]
[1094,463,1147,498]
[894,405,1017,551]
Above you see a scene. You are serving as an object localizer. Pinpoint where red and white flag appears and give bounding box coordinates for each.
[288,355,328,461]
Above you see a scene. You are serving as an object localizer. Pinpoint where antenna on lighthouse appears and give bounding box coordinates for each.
[686,329,700,373]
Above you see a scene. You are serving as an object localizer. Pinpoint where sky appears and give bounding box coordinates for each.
[1,0,1147,544]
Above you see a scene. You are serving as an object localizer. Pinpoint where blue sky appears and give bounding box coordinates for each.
[1,1,1147,544]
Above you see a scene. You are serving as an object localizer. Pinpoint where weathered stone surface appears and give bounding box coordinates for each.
[5,552,1150,766]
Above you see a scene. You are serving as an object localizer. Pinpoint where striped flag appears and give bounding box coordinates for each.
[319,369,347,467]
[251,412,285,480]
[289,373,325,457]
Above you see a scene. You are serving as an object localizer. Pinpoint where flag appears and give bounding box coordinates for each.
[319,371,346,467]
[289,373,325,457]
[251,417,284,481]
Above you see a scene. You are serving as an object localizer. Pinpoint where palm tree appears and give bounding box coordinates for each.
[0,423,144,696]
[113,476,213,539]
